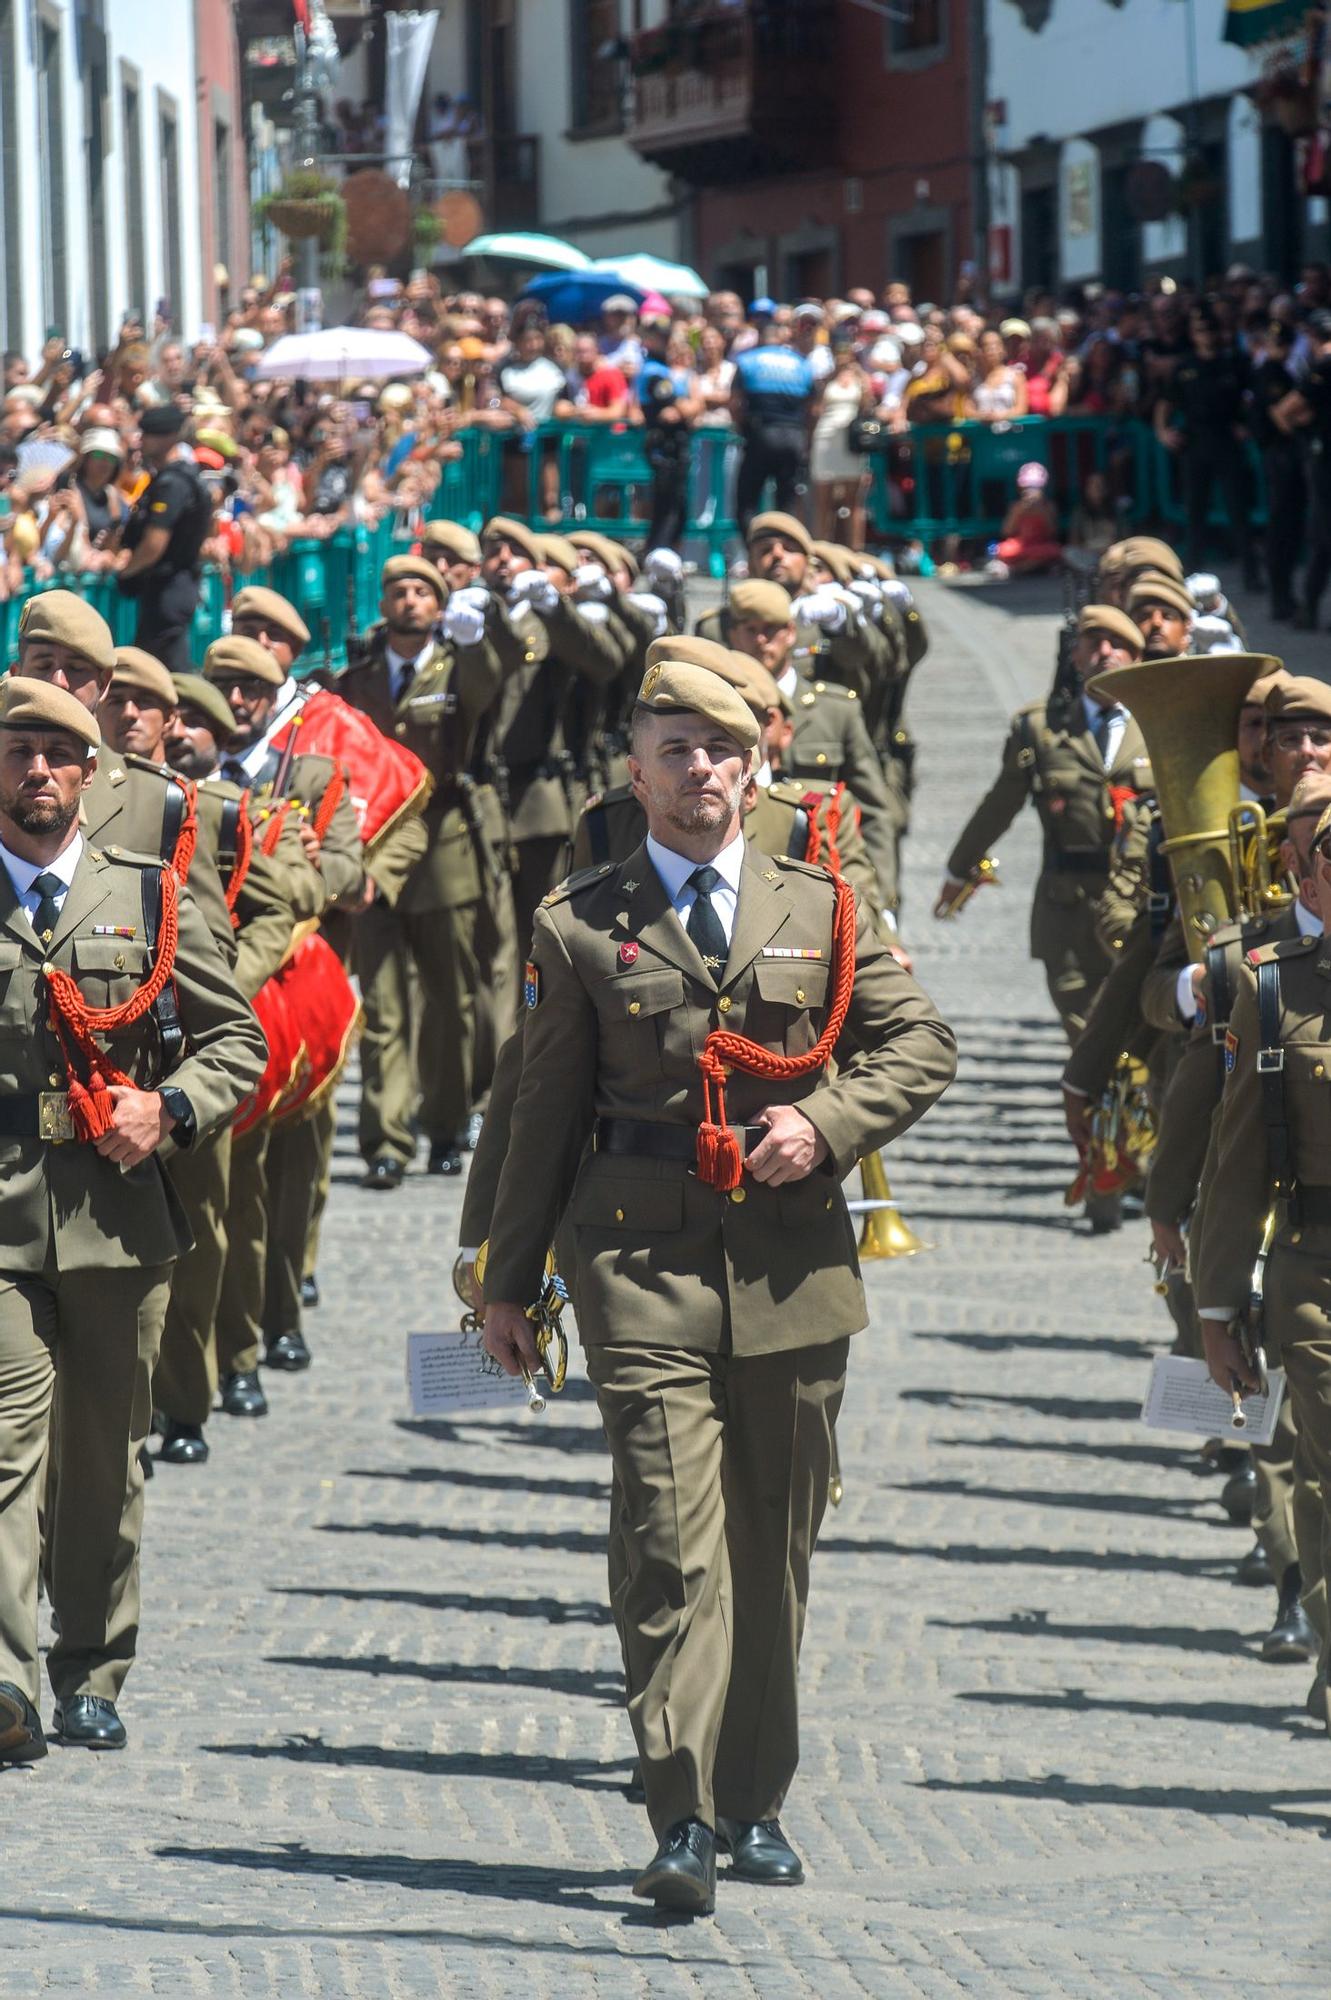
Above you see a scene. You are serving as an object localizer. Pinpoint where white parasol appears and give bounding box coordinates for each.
[253,327,435,383]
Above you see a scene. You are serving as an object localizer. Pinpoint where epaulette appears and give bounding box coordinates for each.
[579,782,634,817]
[1013,699,1047,723]
[90,842,168,870]
[764,852,836,884]
[767,775,820,806]
[123,753,173,784]
[1206,917,1245,951]
[810,679,856,701]
[1248,934,1317,967]
[541,862,615,907]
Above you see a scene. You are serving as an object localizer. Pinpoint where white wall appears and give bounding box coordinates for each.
[2,0,202,360]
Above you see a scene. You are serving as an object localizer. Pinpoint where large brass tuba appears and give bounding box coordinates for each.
[1089,653,1279,945]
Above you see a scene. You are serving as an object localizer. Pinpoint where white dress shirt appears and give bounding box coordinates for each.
[0,832,83,933]
[388,637,437,705]
[646,827,745,948]
[224,675,305,784]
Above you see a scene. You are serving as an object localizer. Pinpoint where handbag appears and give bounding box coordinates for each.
[848,415,885,454]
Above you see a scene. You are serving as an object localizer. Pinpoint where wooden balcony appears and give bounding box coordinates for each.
[627,3,838,181]
[472,135,542,231]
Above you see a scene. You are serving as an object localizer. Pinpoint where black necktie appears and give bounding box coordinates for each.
[1091,705,1114,765]
[221,757,248,787]
[686,864,728,980]
[31,870,64,945]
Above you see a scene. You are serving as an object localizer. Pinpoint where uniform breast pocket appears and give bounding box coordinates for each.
[0,941,27,1028]
[594,968,684,1068]
[71,937,152,1010]
[750,960,831,1054]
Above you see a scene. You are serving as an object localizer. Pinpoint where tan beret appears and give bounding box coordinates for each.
[421,519,482,566]
[1129,573,1194,620]
[646,635,787,720]
[1118,536,1185,580]
[0,674,100,755]
[17,590,116,676]
[171,673,237,743]
[1285,773,1331,836]
[748,511,813,556]
[380,554,448,604]
[230,585,311,650]
[730,579,794,626]
[569,530,638,578]
[482,515,543,565]
[810,540,858,584]
[635,660,760,751]
[537,533,581,575]
[204,634,285,688]
[111,647,177,708]
[1267,675,1331,726]
[1244,664,1291,710]
[1314,800,1331,848]
[1077,604,1144,656]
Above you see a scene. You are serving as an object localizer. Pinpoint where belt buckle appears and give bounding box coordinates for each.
[38,1091,74,1144]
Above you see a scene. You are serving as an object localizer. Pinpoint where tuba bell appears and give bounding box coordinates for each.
[1088,653,1279,946]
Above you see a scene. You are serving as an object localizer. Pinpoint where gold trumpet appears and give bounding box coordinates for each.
[851,1150,931,1259]
[935,856,1000,919]
[1227,800,1293,920]
[458,1242,569,1415]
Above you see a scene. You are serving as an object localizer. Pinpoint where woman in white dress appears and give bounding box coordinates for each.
[810,326,876,547]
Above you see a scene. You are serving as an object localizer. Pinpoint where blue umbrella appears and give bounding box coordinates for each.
[517,269,646,325]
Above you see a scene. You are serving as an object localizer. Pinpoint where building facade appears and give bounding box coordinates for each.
[0,0,213,360]
[986,0,1315,298]
[195,0,250,334]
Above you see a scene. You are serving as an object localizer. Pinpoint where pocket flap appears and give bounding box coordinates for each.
[597,968,685,1022]
[0,941,23,973]
[753,960,830,1007]
[570,1175,684,1232]
[72,938,151,975]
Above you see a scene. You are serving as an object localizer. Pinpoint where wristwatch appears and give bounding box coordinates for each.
[159,1086,196,1146]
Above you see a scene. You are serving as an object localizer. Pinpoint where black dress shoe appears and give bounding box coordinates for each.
[716,1817,805,1885]
[301,1274,320,1309]
[1236,1539,1274,1588]
[1221,1460,1257,1525]
[220,1370,268,1418]
[1084,1190,1121,1234]
[427,1143,463,1176]
[625,1762,646,1804]
[362,1156,405,1191]
[53,1694,126,1750]
[137,1444,154,1481]
[158,1419,209,1466]
[1263,1565,1318,1663]
[632,1818,716,1914]
[0,1681,46,1764]
[1307,1665,1327,1722]
[264,1330,311,1372]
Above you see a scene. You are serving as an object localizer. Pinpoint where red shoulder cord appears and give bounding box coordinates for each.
[1107,782,1138,834]
[695,872,857,1192]
[167,773,198,884]
[259,797,291,860]
[225,790,256,926]
[44,866,181,1142]
[800,785,845,876]
[310,762,346,844]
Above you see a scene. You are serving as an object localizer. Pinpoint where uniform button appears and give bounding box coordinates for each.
[1316,1063,1326,1078]
[628,1000,641,1016]
[717,995,732,1013]
[796,987,806,1003]
[614,1207,625,1222]
[825,1197,834,1211]
[49,1072,61,1088]
[815,753,828,767]
[114,952,126,971]
[1291,1231,1303,1245]
[730,1187,746,1204]
[41,962,53,976]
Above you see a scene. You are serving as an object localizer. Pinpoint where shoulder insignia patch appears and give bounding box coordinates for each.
[523,961,541,1009]
[1224,1028,1239,1072]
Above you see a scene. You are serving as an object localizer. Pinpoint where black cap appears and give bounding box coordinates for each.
[140,404,186,438]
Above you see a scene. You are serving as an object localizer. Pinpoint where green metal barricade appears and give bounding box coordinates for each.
[1150,433,1268,534]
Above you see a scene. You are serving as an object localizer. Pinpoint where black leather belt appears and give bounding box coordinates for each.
[1044,852,1111,876]
[1294,1185,1331,1224]
[594,1117,766,1161]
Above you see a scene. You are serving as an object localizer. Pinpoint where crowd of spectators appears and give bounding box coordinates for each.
[5,256,1331,607]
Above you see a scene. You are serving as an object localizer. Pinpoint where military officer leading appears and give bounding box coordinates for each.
[482,661,956,1912]
[0,678,263,1766]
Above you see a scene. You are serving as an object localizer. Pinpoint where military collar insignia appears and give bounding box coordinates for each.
[622,878,639,893]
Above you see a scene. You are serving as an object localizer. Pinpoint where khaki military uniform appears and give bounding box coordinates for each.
[1193,932,1331,1701]
[0,843,264,1708]
[484,842,956,1835]
[947,699,1153,1040]
[339,625,504,1168]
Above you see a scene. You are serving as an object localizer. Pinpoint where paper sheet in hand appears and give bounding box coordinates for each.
[407,1329,532,1414]
[1140,1355,1285,1447]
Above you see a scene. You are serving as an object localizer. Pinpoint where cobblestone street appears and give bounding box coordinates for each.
[5,579,1329,1998]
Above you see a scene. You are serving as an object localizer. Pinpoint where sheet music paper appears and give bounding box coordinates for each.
[407,1329,533,1414]
[1140,1355,1285,1447]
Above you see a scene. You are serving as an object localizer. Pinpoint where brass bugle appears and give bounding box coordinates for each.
[935,855,999,919]
[1229,1382,1248,1430]
[850,1150,931,1259]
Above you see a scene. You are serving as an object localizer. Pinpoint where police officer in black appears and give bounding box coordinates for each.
[1157,303,1255,585]
[115,405,213,672]
[1249,320,1305,624]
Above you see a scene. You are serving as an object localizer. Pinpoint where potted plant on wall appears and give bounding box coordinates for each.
[254,169,348,265]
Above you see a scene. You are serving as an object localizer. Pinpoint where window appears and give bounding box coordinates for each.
[159,100,181,330]
[37,16,68,335]
[123,75,146,321]
[86,60,110,351]
[570,0,622,136]
[214,119,232,286]
[887,0,946,66]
